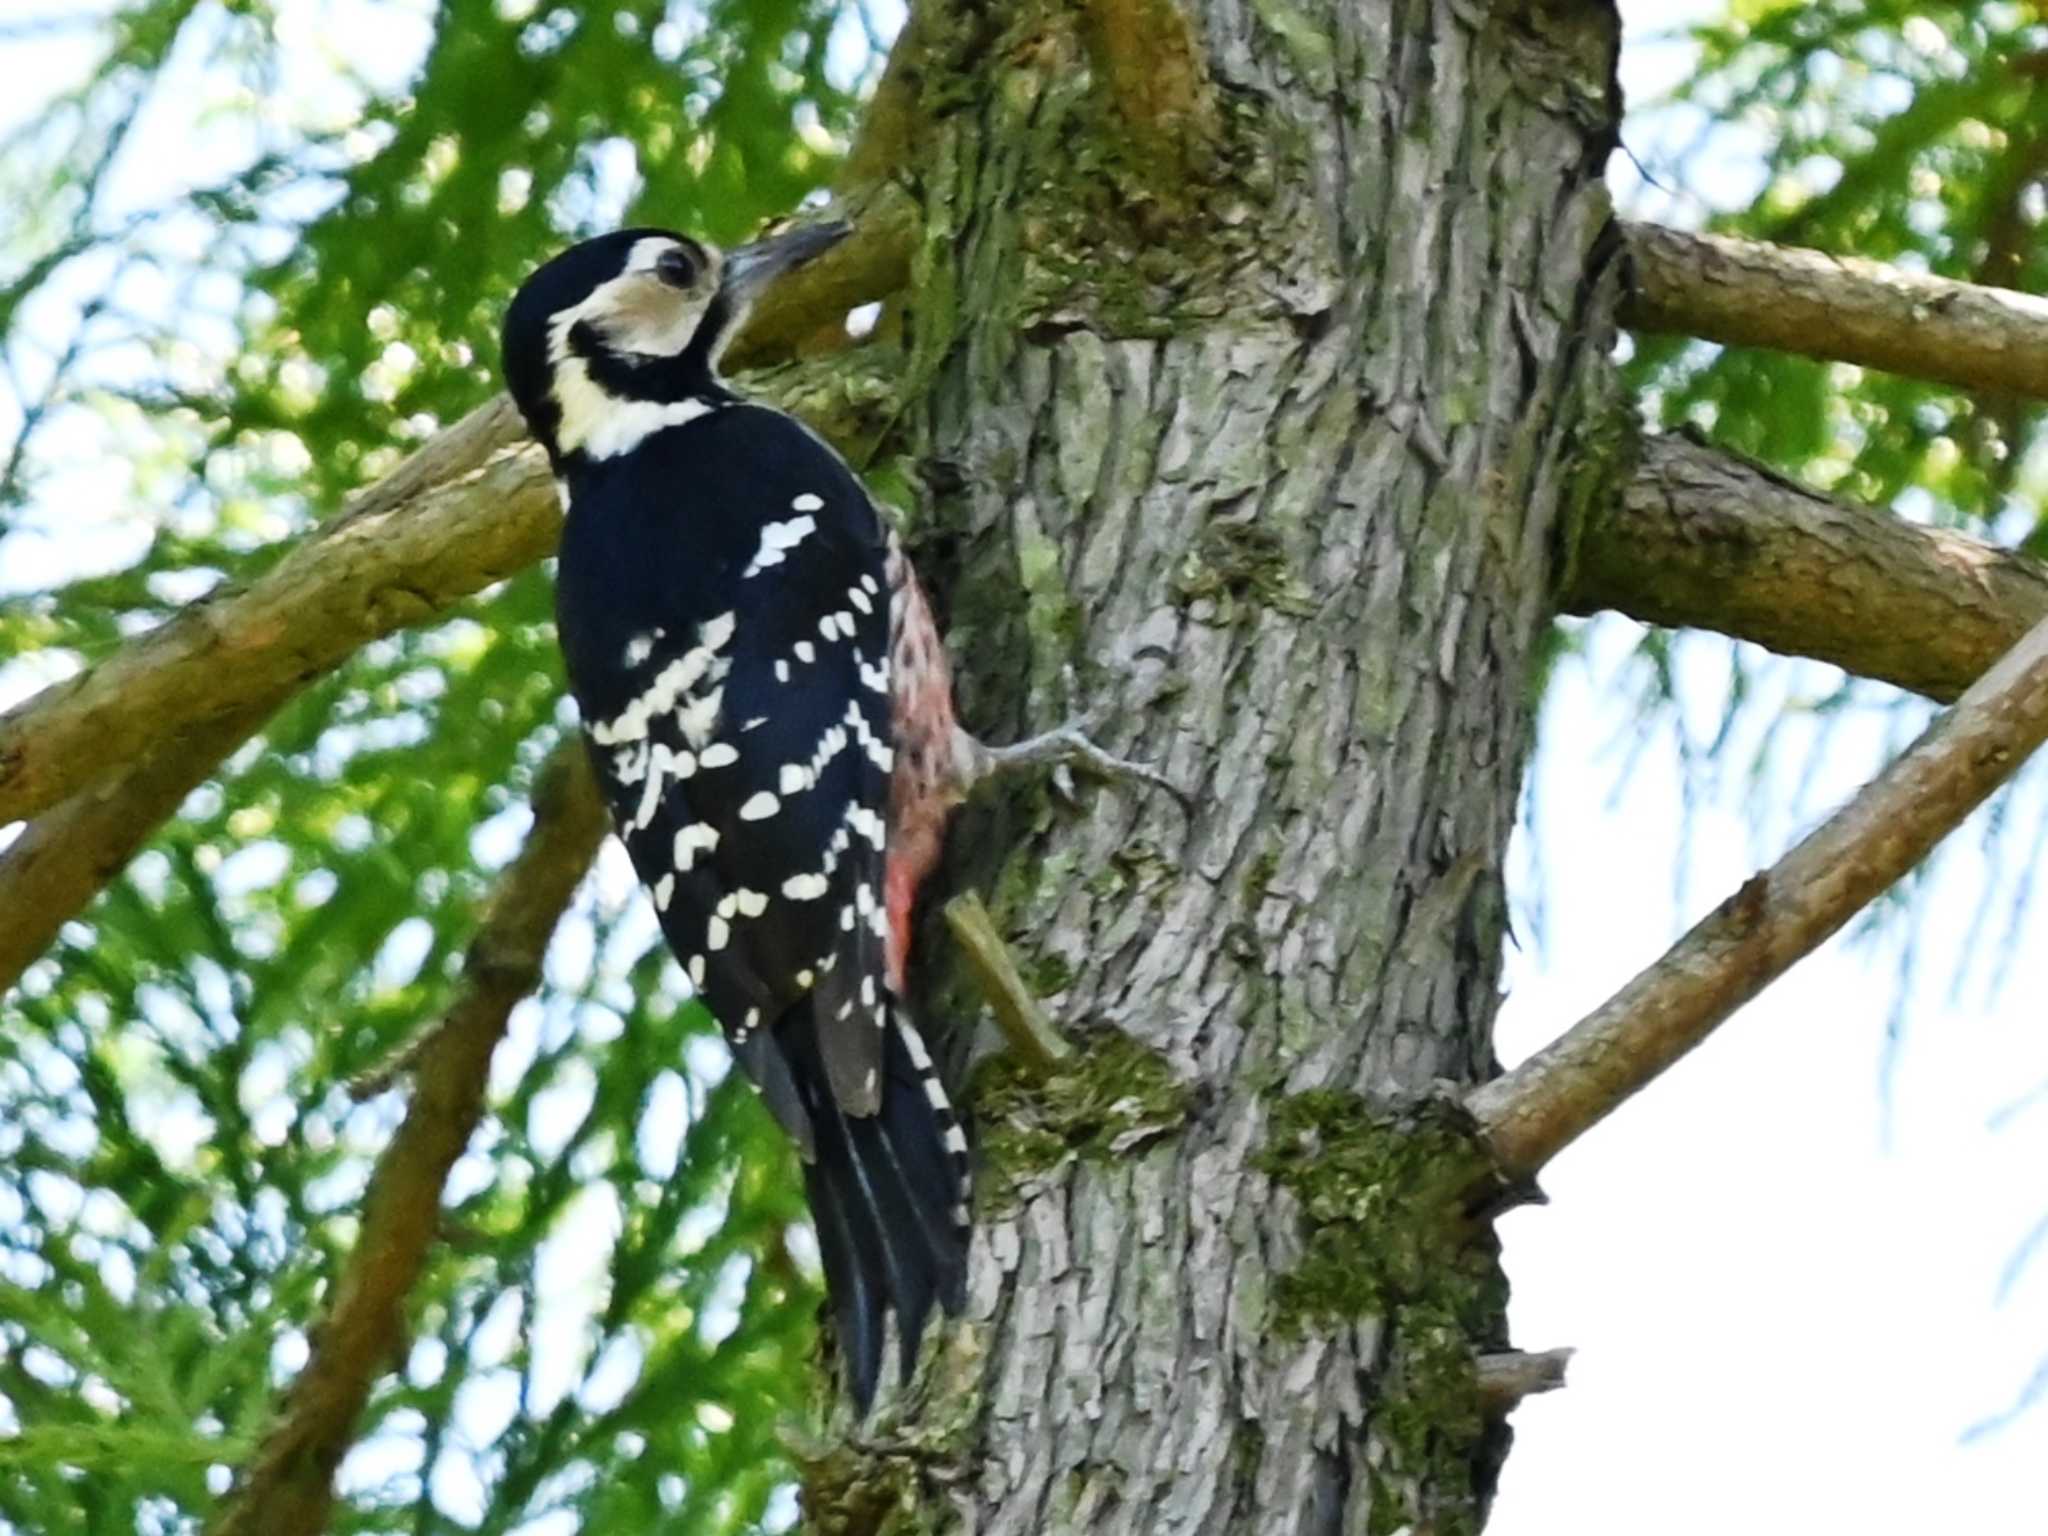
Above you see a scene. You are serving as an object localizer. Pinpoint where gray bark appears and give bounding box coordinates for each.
[829,3,1629,1532]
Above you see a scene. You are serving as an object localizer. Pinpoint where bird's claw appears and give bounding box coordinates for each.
[969,713,1191,817]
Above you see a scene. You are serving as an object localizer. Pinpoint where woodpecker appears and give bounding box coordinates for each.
[502,221,1171,1408]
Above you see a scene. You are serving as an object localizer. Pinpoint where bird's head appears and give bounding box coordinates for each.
[501,220,848,465]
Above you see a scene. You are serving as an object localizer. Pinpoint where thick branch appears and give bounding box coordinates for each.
[1571,434,2048,703]
[1076,0,1220,180]
[1621,220,2048,400]
[0,698,279,995]
[0,253,907,832]
[1468,612,2048,1181]
[0,398,553,830]
[210,746,606,1536]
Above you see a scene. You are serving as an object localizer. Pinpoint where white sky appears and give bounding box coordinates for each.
[0,0,2044,1529]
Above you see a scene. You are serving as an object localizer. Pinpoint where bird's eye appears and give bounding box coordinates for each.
[655,246,700,289]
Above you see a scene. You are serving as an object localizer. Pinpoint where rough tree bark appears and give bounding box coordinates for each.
[815,4,1627,1532]
[18,2,2048,1530]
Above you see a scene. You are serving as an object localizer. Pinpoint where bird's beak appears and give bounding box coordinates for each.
[723,220,853,302]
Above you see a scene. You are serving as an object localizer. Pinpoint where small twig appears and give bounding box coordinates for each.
[345,1022,438,1101]
[1475,1348,1573,1414]
[210,746,606,1536]
[1468,613,2048,1182]
[942,892,1073,1072]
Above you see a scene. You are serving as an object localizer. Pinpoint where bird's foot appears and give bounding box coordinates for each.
[961,701,1190,815]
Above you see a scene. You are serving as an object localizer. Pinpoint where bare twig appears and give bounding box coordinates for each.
[1568,434,2048,704]
[1468,614,2048,1181]
[1475,1348,1574,1414]
[210,747,607,1536]
[943,892,1073,1072]
[1621,221,2048,401]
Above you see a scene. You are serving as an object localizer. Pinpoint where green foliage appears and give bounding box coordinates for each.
[0,1,883,1530]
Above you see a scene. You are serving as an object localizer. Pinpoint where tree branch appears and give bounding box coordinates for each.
[1467,612,2048,1182]
[942,891,1074,1072]
[0,248,908,833]
[0,357,900,1000]
[1569,433,2048,703]
[1475,1348,1573,1414]
[210,745,606,1536]
[1075,0,1220,180]
[1620,220,2048,400]
[0,697,279,995]
[0,397,552,831]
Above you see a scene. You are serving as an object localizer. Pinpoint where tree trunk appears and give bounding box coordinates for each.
[806,2,1625,1531]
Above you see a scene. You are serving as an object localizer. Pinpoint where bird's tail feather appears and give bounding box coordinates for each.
[796,1007,969,1410]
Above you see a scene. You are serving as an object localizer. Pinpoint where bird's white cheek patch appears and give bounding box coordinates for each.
[551,362,713,460]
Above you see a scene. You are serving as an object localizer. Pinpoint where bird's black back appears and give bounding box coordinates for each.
[554,401,966,1405]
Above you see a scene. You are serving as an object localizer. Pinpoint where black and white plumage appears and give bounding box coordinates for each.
[501,224,969,1407]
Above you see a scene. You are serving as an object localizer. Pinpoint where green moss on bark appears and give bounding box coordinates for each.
[970,1029,1192,1212]
[1171,518,1317,623]
[800,1446,922,1536]
[1257,1091,1508,1536]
